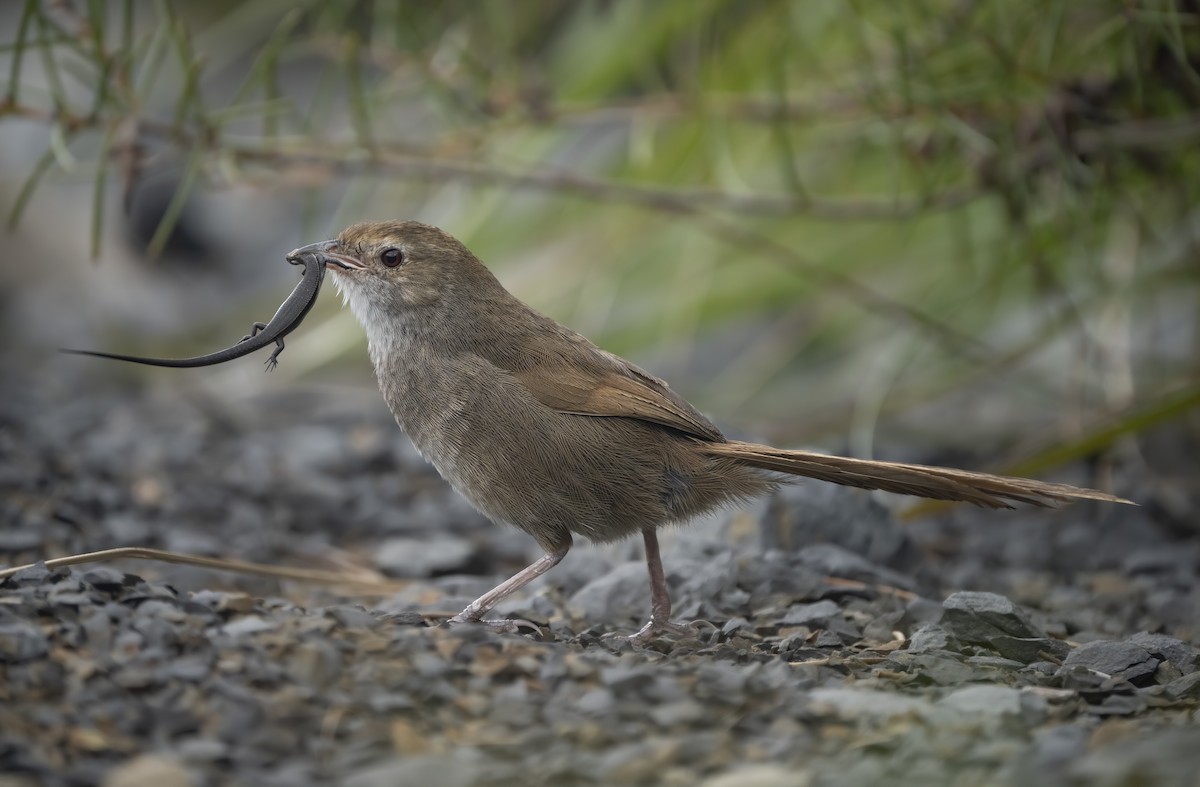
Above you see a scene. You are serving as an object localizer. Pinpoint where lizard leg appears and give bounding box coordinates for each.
[238,322,269,344]
[264,338,285,371]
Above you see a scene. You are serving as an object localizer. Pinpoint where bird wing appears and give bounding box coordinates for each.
[509,348,725,442]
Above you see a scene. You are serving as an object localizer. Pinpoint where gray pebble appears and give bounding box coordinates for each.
[906,653,980,685]
[807,688,932,720]
[81,567,129,592]
[649,699,706,726]
[101,754,192,787]
[0,620,49,662]
[575,688,617,716]
[908,623,957,653]
[7,562,65,585]
[380,611,426,626]
[373,535,475,577]
[343,753,486,787]
[782,600,840,626]
[174,737,230,762]
[164,656,212,682]
[568,561,649,623]
[938,685,1046,724]
[326,605,377,629]
[0,528,48,551]
[286,640,343,689]
[220,615,279,637]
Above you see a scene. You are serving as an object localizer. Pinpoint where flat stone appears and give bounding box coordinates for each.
[989,635,1071,664]
[940,591,1044,644]
[1165,671,1200,699]
[965,655,1025,671]
[1059,641,1159,685]
[1127,632,1197,674]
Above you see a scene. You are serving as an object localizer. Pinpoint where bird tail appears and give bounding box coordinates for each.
[702,440,1133,509]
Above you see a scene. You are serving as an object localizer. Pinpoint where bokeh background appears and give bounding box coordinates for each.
[2,0,1197,508]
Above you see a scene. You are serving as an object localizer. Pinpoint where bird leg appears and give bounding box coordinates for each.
[629,529,694,644]
[448,544,569,633]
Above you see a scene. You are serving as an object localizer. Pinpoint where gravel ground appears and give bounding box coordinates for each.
[2,365,1198,787]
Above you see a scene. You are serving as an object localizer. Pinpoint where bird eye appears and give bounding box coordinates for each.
[380,248,404,267]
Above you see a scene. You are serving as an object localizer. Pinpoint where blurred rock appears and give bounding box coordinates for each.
[102,755,192,787]
[760,483,919,570]
[373,535,475,578]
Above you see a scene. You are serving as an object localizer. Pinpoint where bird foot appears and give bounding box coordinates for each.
[446,613,541,635]
[627,617,710,645]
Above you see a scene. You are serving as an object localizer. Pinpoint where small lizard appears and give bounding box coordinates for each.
[63,242,337,371]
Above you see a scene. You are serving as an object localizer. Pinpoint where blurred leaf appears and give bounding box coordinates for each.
[6,146,56,229]
[146,149,203,259]
[4,0,36,102]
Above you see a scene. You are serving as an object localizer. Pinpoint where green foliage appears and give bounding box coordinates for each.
[3,0,1197,457]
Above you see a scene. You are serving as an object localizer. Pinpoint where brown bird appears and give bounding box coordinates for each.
[292,221,1130,642]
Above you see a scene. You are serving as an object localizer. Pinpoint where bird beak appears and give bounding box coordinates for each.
[287,239,365,271]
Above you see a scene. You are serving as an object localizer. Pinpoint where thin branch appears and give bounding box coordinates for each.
[0,98,982,222]
[0,546,412,594]
[229,143,981,221]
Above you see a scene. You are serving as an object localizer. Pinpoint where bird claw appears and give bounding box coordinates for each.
[446,613,541,635]
[627,617,706,645]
